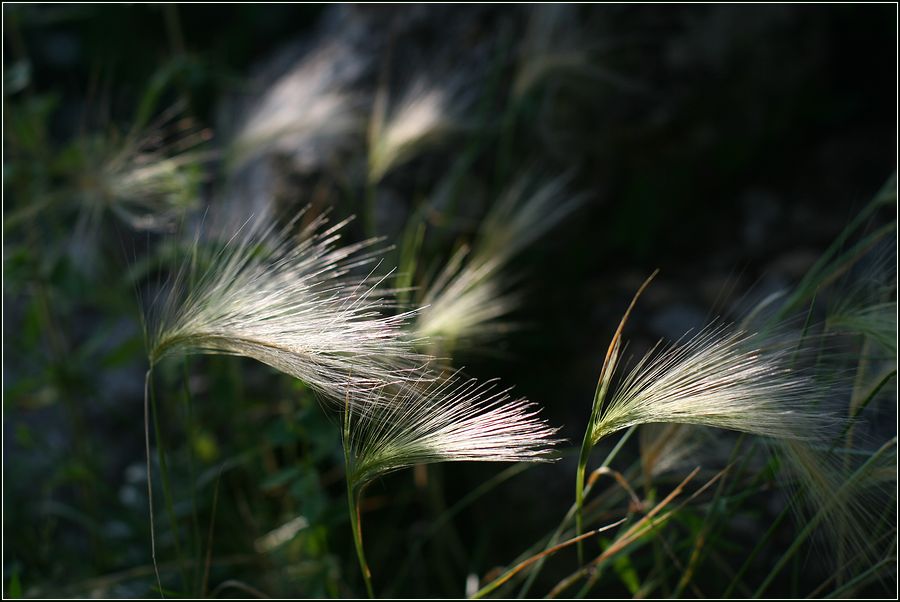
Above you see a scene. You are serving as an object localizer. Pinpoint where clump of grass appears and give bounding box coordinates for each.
[572,273,851,565]
[565,184,897,584]
[341,371,561,597]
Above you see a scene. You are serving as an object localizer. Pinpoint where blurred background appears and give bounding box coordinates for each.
[3,4,896,598]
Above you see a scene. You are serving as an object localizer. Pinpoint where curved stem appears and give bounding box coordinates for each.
[471,520,626,599]
[343,392,374,598]
[145,368,164,596]
[347,483,374,598]
[517,427,635,597]
[574,441,591,566]
[574,270,657,563]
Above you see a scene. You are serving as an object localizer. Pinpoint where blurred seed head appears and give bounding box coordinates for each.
[416,174,584,352]
[368,75,475,184]
[230,38,370,172]
[75,103,211,235]
[514,5,590,99]
[638,423,705,483]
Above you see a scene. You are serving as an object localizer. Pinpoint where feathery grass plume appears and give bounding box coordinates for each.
[415,174,583,353]
[367,75,474,184]
[145,208,428,405]
[140,207,428,592]
[572,192,897,583]
[588,324,837,444]
[229,37,368,172]
[572,271,841,563]
[341,371,561,596]
[345,372,561,487]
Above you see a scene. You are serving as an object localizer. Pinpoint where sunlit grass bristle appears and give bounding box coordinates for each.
[145,208,429,406]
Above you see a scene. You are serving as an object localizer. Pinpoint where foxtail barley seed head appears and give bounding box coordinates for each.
[145,209,428,406]
[590,324,838,445]
[344,371,561,490]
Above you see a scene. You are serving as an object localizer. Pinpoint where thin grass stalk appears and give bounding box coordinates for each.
[144,369,164,595]
[347,484,374,599]
[806,530,897,597]
[148,367,190,593]
[182,359,202,595]
[672,434,746,597]
[449,441,637,599]
[517,426,636,597]
[480,465,638,598]
[575,271,657,563]
[825,556,897,599]
[200,469,223,598]
[837,336,875,584]
[470,519,627,599]
[573,517,672,598]
[343,396,375,598]
[843,364,895,450]
[388,463,532,596]
[550,467,704,598]
[753,437,897,597]
[566,465,730,599]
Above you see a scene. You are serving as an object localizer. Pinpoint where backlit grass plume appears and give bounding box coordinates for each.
[145,209,427,403]
[415,175,582,354]
[141,208,431,592]
[571,206,897,577]
[341,371,561,596]
[589,324,834,444]
[573,271,841,562]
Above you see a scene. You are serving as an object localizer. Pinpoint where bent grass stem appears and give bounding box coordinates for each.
[470,518,627,599]
[518,426,636,597]
[145,368,164,595]
[576,270,657,563]
[343,391,375,598]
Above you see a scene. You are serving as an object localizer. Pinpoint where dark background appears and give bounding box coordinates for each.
[3,4,896,598]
